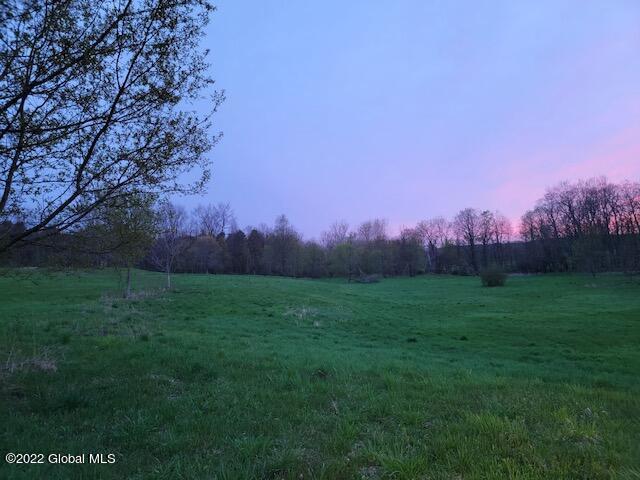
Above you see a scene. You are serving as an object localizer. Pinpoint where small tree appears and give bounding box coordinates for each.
[150,201,189,289]
[101,195,157,297]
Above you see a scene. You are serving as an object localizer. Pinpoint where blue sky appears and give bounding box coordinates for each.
[184,0,640,238]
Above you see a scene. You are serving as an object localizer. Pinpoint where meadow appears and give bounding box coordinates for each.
[0,270,638,479]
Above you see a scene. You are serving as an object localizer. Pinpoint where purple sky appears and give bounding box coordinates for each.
[183,0,640,239]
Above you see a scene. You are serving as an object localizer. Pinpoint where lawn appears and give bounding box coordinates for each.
[0,270,639,479]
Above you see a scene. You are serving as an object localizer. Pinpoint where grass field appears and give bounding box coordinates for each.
[1,270,639,479]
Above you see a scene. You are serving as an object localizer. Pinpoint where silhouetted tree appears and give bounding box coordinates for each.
[454,208,480,273]
[149,201,190,288]
[300,241,327,278]
[194,203,236,237]
[396,228,425,276]
[247,229,265,274]
[268,215,300,276]
[0,0,223,254]
[520,178,640,273]
[227,230,249,274]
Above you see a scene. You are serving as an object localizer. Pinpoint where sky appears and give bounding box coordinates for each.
[183,0,640,239]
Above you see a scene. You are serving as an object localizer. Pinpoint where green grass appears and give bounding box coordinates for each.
[1,270,639,479]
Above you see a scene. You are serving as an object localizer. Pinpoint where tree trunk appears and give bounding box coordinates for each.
[164,256,172,289]
[469,241,478,273]
[482,242,488,268]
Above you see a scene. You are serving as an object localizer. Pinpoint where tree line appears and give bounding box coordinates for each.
[3,177,638,288]
[520,178,640,274]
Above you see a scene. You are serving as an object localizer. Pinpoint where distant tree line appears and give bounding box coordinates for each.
[519,178,640,274]
[1,177,639,281]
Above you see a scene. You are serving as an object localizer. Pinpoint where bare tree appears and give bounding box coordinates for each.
[215,203,236,235]
[321,221,349,249]
[357,218,388,274]
[193,204,218,237]
[357,218,387,243]
[478,210,494,268]
[193,202,236,237]
[150,201,189,288]
[417,216,450,272]
[620,181,640,234]
[454,208,480,272]
[519,177,640,273]
[492,212,512,265]
[0,0,223,254]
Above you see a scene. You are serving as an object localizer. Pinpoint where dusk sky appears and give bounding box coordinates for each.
[186,0,640,239]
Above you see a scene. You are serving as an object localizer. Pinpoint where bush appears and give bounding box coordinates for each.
[480,268,507,287]
[450,265,473,276]
[356,273,381,284]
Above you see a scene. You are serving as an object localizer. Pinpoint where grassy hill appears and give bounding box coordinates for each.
[1,270,639,479]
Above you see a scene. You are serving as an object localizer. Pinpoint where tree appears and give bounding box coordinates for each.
[215,203,237,235]
[416,217,450,272]
[149,201,189,288]
[357,219,388,274]
[321,221,349,249]
[194,203,236,237]
[0,0,223,254]
[326,233,357,280]
[492,212,512,266]
[268,215,299,276]
[97,194,156,297]
[215,232,232,273]
[454,208,480,272]
[300,241,327,278]
[478,210,494,268]
[620,182,640,234]
[226,230,249,274]
[396,227,424,276]
[518,178,640,273]
[246,229,265,274]
[185,234,222,273]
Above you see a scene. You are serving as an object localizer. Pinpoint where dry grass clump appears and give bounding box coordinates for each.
[3,348,58,374]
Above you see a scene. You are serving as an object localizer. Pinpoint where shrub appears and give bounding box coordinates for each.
[480,268,507,287]
[356,273,381,284]
[450,266,473,276]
